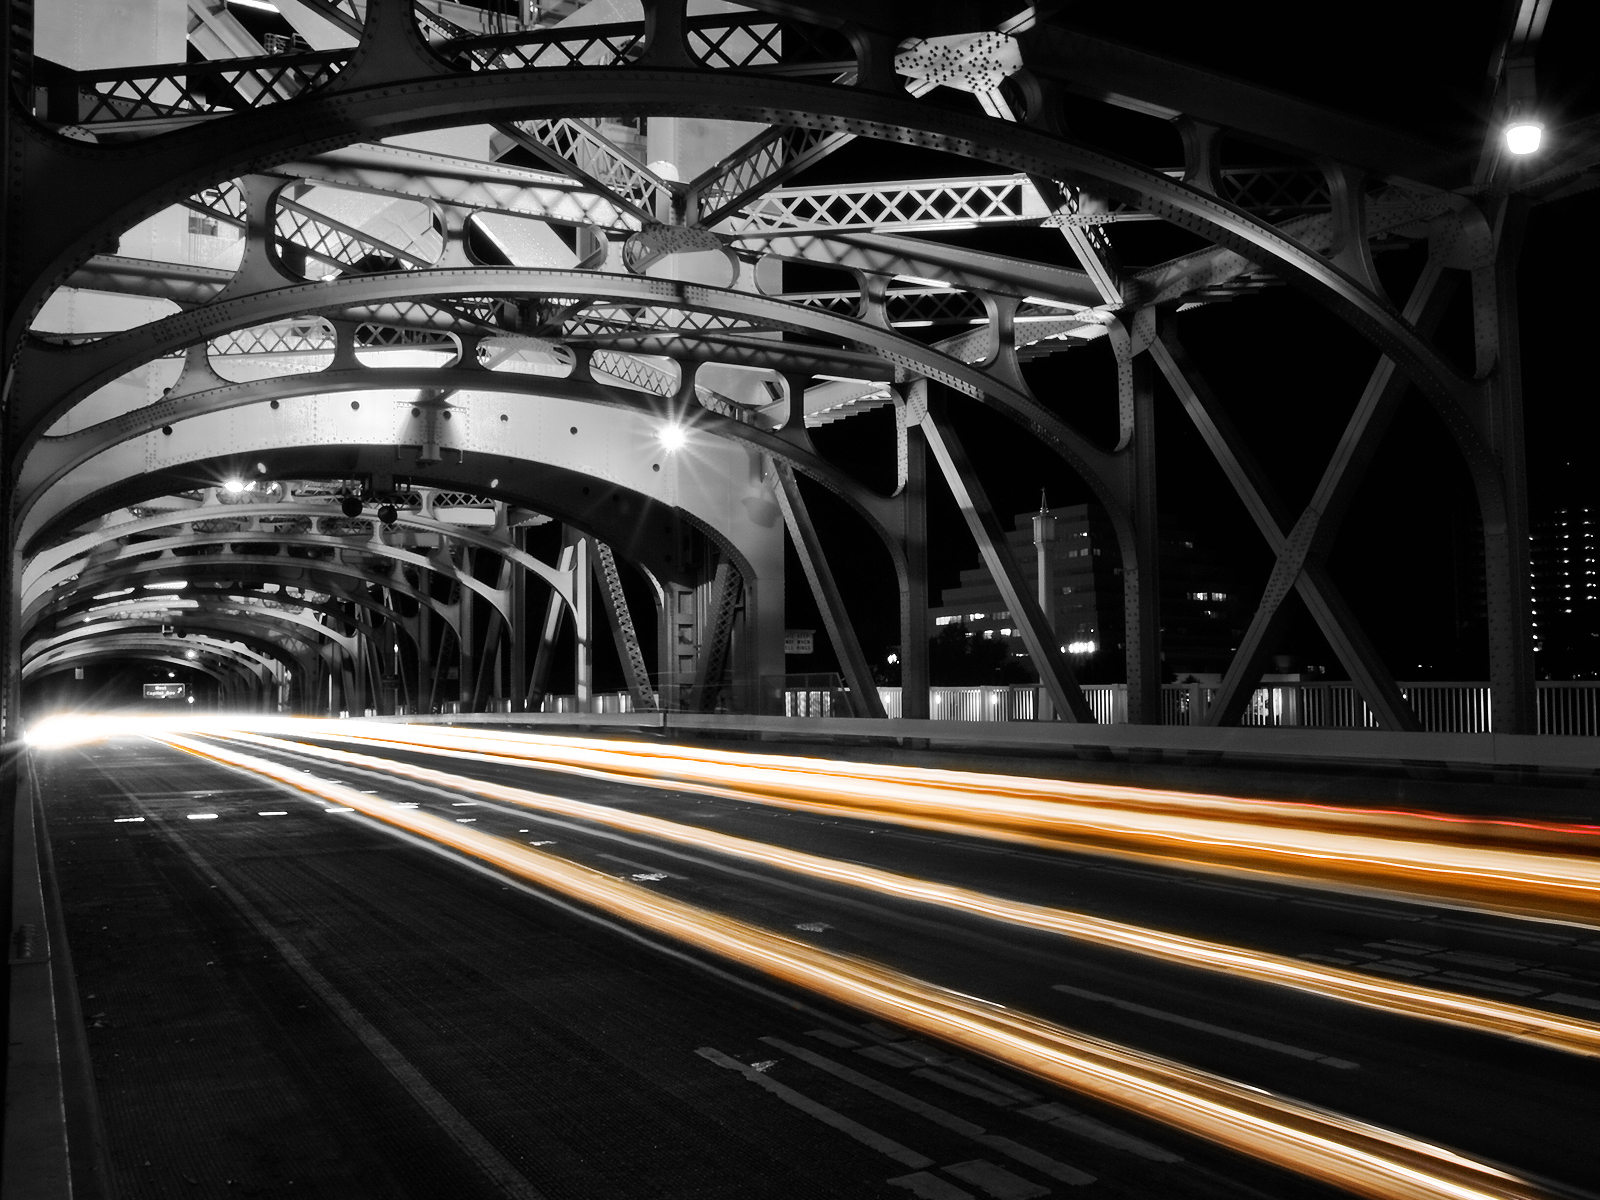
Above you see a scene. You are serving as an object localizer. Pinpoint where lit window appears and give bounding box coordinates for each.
[968,612,985,621]
[935,615,959,626]
[1066,640,1097,654]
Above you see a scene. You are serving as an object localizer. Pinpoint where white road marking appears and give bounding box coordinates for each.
[324,807,355,814]
[1547,992,1600,1010]
[630,872,667,882]
[257,812,288,817]
[890,1172,975,1199]
[596,852,682,879]
[763,1038,1094,1185]
[456,818,478,824]
[1437,972,1541,997]
[943,1159,1050,1199]
[806,1028,861,1048]
[117,788,549,1200]
[1020,1103,1181,1162]
[528,841,554,846]
[697,1046,933,1168]
[451,802,480,807]
[1052,983,1358,1069]
[112,817,144,823]
[858,1046,921,1069]
[913,1069,1015,1107]
[795,922,831,932]
[186,813,218,821]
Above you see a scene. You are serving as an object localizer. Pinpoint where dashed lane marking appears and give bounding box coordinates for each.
[1019,1104,1181,1163]
[763,1037,1094,1186]
[697,1046,933,1169]
[1052,983,1358,1070]
[101,780,551,1200]
[944,1159,1051,1199]
[888,1172,974,1199]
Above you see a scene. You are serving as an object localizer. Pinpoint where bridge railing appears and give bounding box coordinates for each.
[519,680,1599,734]
[865,682,1600,735]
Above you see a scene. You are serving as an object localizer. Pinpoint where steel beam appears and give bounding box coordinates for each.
[919,394,1093,723]
[767,457,886,719]
[590,538,655,712]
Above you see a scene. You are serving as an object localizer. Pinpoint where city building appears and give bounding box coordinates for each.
[929,505,1244,684]
[1530,507,1600,678]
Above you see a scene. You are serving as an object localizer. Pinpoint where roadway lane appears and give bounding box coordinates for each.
[39,737,1383,1200]
[166,729,1600,1197]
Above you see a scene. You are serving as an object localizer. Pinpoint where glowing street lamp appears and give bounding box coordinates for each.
[658,424,687,453]
[1505,115,1543,155]
[224,478,245,494]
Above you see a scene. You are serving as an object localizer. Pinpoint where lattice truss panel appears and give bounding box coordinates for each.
[730,175,1052,236]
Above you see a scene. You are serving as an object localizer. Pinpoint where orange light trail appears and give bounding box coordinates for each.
[315,724,1600,925]
[158,731,1553,1200]
[216,728,1600,1060]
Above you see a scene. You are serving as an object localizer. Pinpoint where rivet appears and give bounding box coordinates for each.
[652,463,660,472]
[351,400,360,410]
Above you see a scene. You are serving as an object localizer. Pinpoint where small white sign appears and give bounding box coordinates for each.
[784,629,815,655]
[143,682,187,700]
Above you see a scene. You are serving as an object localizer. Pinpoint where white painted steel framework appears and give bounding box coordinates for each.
[2,0,1588,735]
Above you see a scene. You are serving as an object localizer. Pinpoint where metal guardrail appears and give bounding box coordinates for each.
[476,681,1600,735]
[871,682,1600,736]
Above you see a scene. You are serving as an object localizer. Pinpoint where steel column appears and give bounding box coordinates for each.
[919,393,1094,724]
[898,422,931,721]
[1482,194,1537,734]
[767,457,887,719]
[590,538,655,712]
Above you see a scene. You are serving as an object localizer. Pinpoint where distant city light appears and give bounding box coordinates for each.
[1505,120,1543,155]
[1066,640,1098,654]
[658,424,687,452]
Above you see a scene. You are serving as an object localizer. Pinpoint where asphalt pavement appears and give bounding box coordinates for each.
[34,735,1600,1200]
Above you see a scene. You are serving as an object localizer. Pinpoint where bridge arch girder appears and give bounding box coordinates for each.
[9,65,1474,468]
[35,596,361,663]
[23,368,904,555]
[23,647,250,698]
[26,631,280,688]
[24,526,512,631]
[26,433,790,676]
[19,266,1126,534]
[26,614,320,683]
[26,553,462,639]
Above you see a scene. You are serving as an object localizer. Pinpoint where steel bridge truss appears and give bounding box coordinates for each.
[4,0,1587,733]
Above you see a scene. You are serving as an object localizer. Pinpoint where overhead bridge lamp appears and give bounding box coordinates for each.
[1503,60,1542,156]
[1505,107,1544,155]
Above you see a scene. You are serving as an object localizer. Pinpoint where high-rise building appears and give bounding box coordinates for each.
[1530,507,1600,678]
[928,504,1243,683]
